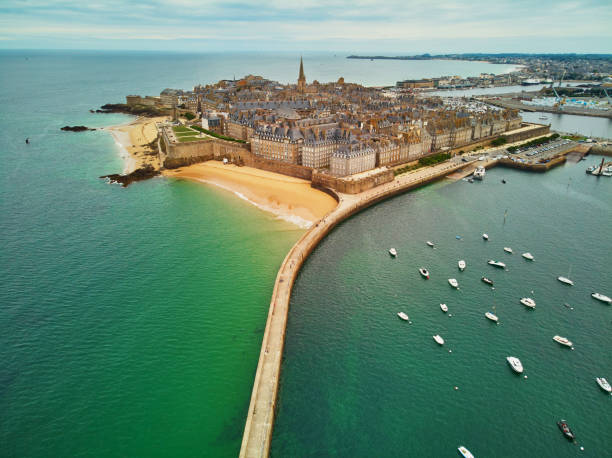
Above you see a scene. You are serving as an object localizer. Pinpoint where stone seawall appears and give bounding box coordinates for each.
[239,160,465,458]
[311,168,394,194]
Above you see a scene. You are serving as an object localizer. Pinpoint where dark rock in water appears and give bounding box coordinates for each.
[97,103,166,117]
[100,165,160,187]
[61,125,95,132]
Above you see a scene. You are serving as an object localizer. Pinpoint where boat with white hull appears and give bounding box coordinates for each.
[522,252,534,261]
[592,292,611,304]
[440,303,448,313]
[473,166,486,180]
[520,297,536,309]
[557,276,574,286]
[448,278,459,288]
[433,335,445,345]
[506,356,524,374]
[426,241,435,248]
[482,233,489,240]
[458,260,466,271]
[503,247,513,254]
[488,260,506,268]
[397,312,409,321]
[389,248,397,257]
[419,267,430,279]
[485,312,499,322]
[553,335,573,347]
[596,377,611,393]
[458,446,474,458]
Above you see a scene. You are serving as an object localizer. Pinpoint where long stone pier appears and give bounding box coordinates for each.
[239,160,466,458]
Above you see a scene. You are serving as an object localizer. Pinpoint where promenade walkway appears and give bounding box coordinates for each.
[239,160,465,458]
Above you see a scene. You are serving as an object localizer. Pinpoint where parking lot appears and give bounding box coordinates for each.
[507,139,576,164]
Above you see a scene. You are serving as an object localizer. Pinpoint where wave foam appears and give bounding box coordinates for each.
[191,178,313,229]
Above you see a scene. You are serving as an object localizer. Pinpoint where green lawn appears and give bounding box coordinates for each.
[177,136,203,142]
[173,126,195,134]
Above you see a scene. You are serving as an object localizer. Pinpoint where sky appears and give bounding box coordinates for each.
[0,0,611,53]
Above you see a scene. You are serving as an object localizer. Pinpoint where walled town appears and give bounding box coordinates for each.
[124,59,554,192]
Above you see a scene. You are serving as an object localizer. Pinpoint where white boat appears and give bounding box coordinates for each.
[419,267,430,279]
[482,233,489,240]
[596,377,612,393]
[440,303,448,313]
[488,260,506,268]
[520,297,536,309]
[553,335,573,347]
[506,356,524,374]
[473,166,486,180]
[389,248,397,257]
[426,241,435,247]
[503,247,513,254]
[522,252,535,261]
[591,292,612,304]
[458,260,466,271]
[433,334,445,345]
[557,276,574,286]
[458,446,474,458]
[485,312,499,322]
[448,278,459,288]
[397,312,409,321]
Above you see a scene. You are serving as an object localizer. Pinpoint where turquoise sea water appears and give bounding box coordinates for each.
[0,51,303,457]
[272,161,612,456]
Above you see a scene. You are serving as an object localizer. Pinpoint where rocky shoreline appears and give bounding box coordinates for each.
[100,165,160,187]
[93,103,167,117]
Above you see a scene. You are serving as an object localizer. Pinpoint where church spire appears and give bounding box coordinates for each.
[297,56,306,92]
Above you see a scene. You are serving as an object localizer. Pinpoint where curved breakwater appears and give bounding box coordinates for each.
[239,161,465,457]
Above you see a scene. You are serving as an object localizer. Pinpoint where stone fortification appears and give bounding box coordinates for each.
[312,168,394,194]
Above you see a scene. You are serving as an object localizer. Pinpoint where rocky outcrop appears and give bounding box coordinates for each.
[100,165,160,187]
[61,125,95,132]
[96,103,167,117]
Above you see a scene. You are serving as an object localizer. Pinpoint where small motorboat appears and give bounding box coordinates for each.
[426,241,435,248]
[586,165,596,174]
[485,312,499,322]
[488,260,506,268]
[482,233,489,240]
[397,312,409,321]
[557,276,574,286]
[503,247,513,254]
[557,420,575,441]
[506,356,523,374]
[501,179,506,184]
[455,235,462,240]
[458,260,466,271]
[481,277,494,286]
[440,303,448,313]
[448,278,459,289]
[458,446,474,458]
[419,267,430,279]
[553,335,573,347]
[433,335,445,345]
[389,248,397,257]
[520,297,536,309]
[591,292,612,304]
[595,377,612,393]
[522,252,534,261]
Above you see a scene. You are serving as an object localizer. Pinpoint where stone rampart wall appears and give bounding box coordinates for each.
[312,169,394,194]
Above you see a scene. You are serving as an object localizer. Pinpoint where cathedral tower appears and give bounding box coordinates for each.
[297,57,306,93]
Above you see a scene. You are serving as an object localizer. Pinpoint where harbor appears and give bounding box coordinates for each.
[239,138,606,457]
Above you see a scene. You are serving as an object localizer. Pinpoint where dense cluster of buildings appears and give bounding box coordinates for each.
[128,58,524,177]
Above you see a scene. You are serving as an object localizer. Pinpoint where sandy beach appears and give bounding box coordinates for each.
[164,162,338,227]
[105,116,168,173]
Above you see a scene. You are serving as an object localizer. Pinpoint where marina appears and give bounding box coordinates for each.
[272,159,612,457]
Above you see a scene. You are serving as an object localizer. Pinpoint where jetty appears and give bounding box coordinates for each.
[239,160,465,457]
